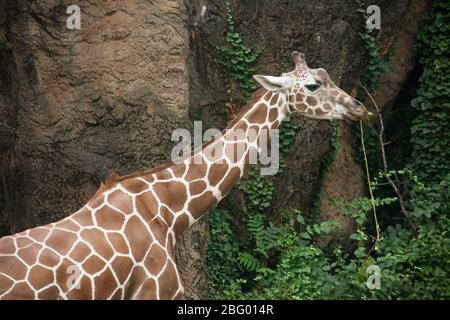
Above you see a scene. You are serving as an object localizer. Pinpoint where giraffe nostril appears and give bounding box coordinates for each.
[351,100,366,115]
[347,101,368,118]
[351,105,369,119]
[355,100,366,110]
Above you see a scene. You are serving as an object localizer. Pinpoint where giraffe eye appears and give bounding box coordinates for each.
[305,83,321,92]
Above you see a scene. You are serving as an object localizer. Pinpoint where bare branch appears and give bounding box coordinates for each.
[360,84,416,231]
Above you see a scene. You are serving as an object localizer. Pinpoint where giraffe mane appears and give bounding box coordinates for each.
[226,88,268,127]
[92,88,269,200]
[92,162,174,198]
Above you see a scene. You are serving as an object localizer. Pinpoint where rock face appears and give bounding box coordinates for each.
[318,0,431,244]
[0,0,198,295]
[0,0,191,229]
[0,0,428,299]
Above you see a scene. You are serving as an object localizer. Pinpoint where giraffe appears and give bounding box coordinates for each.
[0,52,367,300]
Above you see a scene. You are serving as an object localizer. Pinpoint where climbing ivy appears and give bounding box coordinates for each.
[207,208,241,297]
[410,1,450,185]
[210,0,302,220]
[352,0,394,178]
[355,0,391,94]
[278,116,302,155]
[237,168,273,213]
[210,1,259,100]
[207,0,303,298]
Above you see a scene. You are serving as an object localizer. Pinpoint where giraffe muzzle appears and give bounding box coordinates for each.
[346,99,368,121]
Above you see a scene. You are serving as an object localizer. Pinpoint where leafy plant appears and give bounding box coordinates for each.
[211,171,450,300]
[410,1,450,184]
[355,0,392,95]
[210,1,260,100]
[207,208,241,297]
[278,116,301,155]
[237,168,273,213]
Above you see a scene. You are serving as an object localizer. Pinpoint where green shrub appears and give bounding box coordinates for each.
[410,1,450,184]
[209,172,450,299]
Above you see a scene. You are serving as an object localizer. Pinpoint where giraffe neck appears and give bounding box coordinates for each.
[0,89,290,300]
[171,89,289,232]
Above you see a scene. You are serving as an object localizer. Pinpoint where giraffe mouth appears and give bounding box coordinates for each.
[343,112,359,123]
[343,105,369,123]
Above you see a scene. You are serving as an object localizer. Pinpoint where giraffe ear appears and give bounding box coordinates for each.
[253,75,294,91]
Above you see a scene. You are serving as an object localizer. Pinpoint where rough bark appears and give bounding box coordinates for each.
[173,216,209,300]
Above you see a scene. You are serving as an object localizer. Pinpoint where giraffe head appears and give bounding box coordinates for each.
[253,51,367,123]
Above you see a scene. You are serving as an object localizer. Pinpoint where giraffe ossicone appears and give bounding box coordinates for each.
[0,52,367,300]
